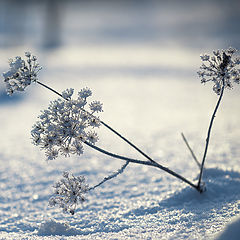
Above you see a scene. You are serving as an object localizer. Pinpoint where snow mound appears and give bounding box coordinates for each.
[215,215,240,240]
[37,219,81,236]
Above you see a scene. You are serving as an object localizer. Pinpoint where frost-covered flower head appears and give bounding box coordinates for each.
[49,171,89,215]
[2,52,42,95]
[31,88,103,161]
[197,47,240,94]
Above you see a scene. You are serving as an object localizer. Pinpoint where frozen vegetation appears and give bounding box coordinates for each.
[0,1,240,238]
[0,45,239,240]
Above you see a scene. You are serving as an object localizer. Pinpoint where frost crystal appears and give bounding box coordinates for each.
[49,171,89,215]
[2,52,42,95]
[31,88,103,161]
[89,101,103,113]
[197,47,240,94]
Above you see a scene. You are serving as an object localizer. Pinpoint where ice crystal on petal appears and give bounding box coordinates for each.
[49,172,89,215]
[200,54,210,61]
[46,148,58,161]
[71,141,84,155]
[2,52,42,95]
[62,88,74,100]
[25,52,31,57]
[31,88,102,160]
[89,101,103,113]
[78,87,92,99]
[89,116,101,128]
[198,47,240,94]
[87,130,99,144]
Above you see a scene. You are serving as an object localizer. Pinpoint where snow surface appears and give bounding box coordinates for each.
[0,1,240,238]
[0,45,240,240]
[215,215,240,240]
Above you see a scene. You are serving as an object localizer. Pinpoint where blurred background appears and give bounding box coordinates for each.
[0,0,239,85]
[0,0,239,67]
[0,0,239,49]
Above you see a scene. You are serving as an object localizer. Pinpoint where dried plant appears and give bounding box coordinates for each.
[2,48,239,214]
[196,47,239,189]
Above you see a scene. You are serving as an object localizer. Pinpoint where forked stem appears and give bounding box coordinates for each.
[84,141,199,191]
[36,80,200,192]
[36,81,159,166]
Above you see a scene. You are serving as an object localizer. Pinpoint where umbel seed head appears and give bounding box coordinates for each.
[49,171,89,215]
[2,52,42,95]
[198,47,240,95]
[31,88,103,161]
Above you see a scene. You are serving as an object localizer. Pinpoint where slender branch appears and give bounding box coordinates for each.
[197,83,225,190]
[181,133,200,168]
[84,141,199,191]
[36,80,199,191]
[36,81,64,99]
[36,81,159,166]
[89,161,130,191]
[99,121,158,165]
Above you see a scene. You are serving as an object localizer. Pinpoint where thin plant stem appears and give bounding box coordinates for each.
[36,80,200,191]
[84,141,199,191]
[36,81,159,165]
[181,133,200,168]
[36,81,64,99]
[99,122,158,165]
[197,83,225,190]
[89,161,130,190]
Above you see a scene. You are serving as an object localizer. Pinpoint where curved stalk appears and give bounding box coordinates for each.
[84,141,199,191]
[89,161,130,190]
[197,83,225,190]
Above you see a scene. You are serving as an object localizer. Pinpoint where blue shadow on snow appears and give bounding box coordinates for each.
[0,90,24,105]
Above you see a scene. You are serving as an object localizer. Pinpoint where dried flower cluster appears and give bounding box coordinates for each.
[49,172,89,215]
[31,88,103,160]
[2,52,42,95]
[3,48,240,215]
[197,47,240,94]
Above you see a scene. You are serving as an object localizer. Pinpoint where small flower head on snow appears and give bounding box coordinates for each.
[49,171,89,215]
[197,47,240,95]
[31,88,103,161]
[2,52,42,95]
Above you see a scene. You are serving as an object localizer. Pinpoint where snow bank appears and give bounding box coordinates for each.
[37,220,80,236]
[215,216,240,240]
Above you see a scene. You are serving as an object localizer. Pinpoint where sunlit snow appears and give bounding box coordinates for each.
[0,1,240,239]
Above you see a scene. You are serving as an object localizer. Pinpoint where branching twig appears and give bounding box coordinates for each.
[84,141,199,191]
[89,161,130,190]
[36,81,159,166]
[36,80,200,191]
[181,132,200,168]
[3,49,239,216]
